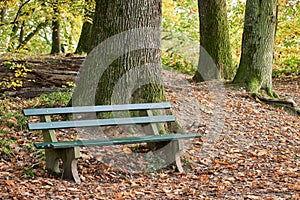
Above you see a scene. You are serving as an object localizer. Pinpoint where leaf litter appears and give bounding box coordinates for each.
[0,69,299,199]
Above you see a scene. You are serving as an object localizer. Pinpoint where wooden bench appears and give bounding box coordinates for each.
[23,102,200,183]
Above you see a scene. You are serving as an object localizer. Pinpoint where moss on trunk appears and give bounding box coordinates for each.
[193,0,233,82]
[233,0,277,97]
[85,0,165,105]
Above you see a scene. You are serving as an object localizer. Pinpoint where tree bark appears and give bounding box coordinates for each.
[72,0,169,155]
[51,0,61,54]
[73,0,165,106]
[75,0,95,54]
[233,0,277,96]
[193,0,233,82]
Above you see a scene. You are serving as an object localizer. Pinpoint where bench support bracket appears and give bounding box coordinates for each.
[41,115,81,183]
[59,147,81,183]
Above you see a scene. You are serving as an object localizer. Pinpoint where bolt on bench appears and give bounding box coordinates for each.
[23,102,200,183]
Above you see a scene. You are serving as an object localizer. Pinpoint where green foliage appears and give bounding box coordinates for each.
[227,0,246,67]
[0,96,28,131]
[39,91,72,107]
[1,113,27,130]
[274,1,300,72]
[37,149,46,161]
[162,0,199,41]
[0,138,17,157]
[23,143,36,153]
[62,81,75,88]
[273,61,300,76]
[162,0,199,74]
[0,0,85,54]
[22,167,35,178]
[162,51,196,74]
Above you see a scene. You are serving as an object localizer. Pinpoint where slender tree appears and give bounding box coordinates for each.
[7,0,31,51]
[50,0,61,54]
[75,0,95,54]
[233,0,277,96]
[193,0,233,82]
[0,1,8,23]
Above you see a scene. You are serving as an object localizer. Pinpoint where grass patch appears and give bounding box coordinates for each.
[38,91,72,107]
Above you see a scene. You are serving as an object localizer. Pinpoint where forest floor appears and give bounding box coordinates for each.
[0,56,299,199]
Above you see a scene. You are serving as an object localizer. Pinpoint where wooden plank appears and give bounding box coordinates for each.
[23,102,171,116]
[34,133,201,149]
[41,115,58,142]
[146,110,160,135]
[28,115,175,130]
[40,115,60,174]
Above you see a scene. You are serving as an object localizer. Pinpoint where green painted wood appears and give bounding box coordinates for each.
[34,133,201,149]
[23,102,171,116]
[28,115,175,130]
[41,115,58,142]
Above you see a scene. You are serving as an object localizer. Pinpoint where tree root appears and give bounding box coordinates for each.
[253,94,300,116]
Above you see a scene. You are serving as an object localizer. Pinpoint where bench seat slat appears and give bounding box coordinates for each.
[34,134,201,149]
[23,102,171,116]
[28,115,175,130]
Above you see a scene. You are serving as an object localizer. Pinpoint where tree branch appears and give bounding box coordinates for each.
[16,20,49,50]
[12,0,31,24]
[0,0,31,27]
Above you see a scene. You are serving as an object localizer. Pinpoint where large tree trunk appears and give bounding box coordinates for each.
[72,0,170,155]
[50,0,61,54]
[233,0,277,96]
[73,0,165,106]
[72,0,184,169]
[193,0,233,82]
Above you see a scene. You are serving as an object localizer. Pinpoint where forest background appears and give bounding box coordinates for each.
[0,0,299,80]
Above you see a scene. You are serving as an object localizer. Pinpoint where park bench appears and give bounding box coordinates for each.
[23,102,200,183]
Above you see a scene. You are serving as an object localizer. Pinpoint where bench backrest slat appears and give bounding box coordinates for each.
[23,102,171,116]
[28,115,175,130]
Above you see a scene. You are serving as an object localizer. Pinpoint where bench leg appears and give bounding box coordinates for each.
[155,140,184,172]
[174,151,184,173]
[45,149,61,174]
[168,140,184,172]
[59,147,81,183]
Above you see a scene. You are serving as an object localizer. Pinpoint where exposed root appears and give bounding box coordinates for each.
[253,94,300,116]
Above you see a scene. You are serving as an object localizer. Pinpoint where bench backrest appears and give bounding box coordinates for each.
[23,102,174,131]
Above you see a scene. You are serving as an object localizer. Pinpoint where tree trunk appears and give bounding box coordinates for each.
[75,0,95,54]
[0,1,8,22]
[233,0,277,96]
[72,0,166,150]
[51,0,61,54]
[72,0,180,166]
[193,0,233,82]
[75,22,93,54]
[73,0,165,106]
